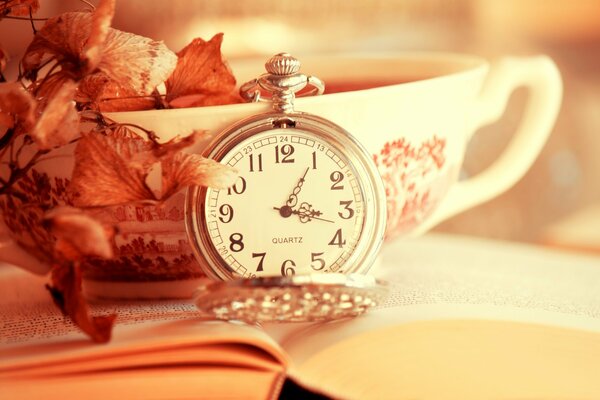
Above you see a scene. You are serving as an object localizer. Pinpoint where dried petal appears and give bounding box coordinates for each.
[95,91,158,112]
[150,130,204,159]
[83,0,115,70]
[0,82,36,130]
[22,4,176,102]
[129,130,210,172]
[160,152,238,199]
[1,0,40,17]
[69,128,236,207]
[21,11,91,79]
[76,71,109,101]
[96,29,177,96]
[45,206,115,260]
[78,74,158,112]
[47,262,116,343]
[30,80,79,149]
[165,34,241,107]
[33,71,75,107]
[68,128,156,207]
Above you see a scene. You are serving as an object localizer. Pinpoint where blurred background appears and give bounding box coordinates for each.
[2,0,599,250]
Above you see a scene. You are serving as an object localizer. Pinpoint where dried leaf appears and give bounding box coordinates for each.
[32,71,75,108]
[165,34,241,107]
[149,130,204,159]
[160,152,238,199]
[47,262,116,343]
[83,0,115,70]
[21,11,92,79]
[22,3,177,104]
[69,128,156,207]
[78,74,158,112]
[44,206,115,260]
[69,128,237,207]
[76,71,109,101]
[1,0,40,17]
[96,29,177,96]
[30,80,79,149]
[0,82,36,130]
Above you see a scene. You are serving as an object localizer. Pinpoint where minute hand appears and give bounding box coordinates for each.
[292,208,334,223]
[295,202,334,223]
[273,207,335,223]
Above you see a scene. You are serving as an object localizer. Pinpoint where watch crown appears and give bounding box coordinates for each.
[265,53,300,76]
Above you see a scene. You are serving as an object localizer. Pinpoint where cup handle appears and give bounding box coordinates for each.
[0,219,49,274]
[412,56,562,235]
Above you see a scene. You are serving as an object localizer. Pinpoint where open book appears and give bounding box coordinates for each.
[3,233,600,399]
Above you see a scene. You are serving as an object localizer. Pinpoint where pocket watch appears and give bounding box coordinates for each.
[185,53,386,283]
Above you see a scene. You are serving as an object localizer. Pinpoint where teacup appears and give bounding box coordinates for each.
[0,52,562,298]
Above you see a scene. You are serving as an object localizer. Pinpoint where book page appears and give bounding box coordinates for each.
[281,233,600,362]
[3,366,285,400]
[280,235,600,399]
[0,266,289,377]
[290,319,600,400]
[0,267,197,345]
[376,234,600,319]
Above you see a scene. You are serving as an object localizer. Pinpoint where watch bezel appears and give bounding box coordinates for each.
[185,111,386,281]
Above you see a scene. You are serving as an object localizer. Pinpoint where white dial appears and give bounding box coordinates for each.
[186,113,386,281]
[204,129,364,278]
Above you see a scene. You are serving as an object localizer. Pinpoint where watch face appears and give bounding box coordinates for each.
[186,113,385,280]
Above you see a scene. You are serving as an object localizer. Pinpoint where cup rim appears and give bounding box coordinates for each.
[108,51,488,120]
[278,51,487,78]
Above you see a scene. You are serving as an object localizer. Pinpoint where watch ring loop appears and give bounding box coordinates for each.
[239,75,325,103]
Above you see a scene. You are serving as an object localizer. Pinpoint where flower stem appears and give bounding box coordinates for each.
[0,149,49,196]
[28,6,37,34]
[0,127,15,152]
[2,15,47,21]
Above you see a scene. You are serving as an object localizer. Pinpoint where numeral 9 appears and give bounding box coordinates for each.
[218,204,233,223]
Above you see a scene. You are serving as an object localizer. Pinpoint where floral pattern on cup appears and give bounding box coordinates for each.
[373,135,447,239]
[83,201,204,281]
[0,169,204,282]
[0,170,66,265]
[84,193,204,281]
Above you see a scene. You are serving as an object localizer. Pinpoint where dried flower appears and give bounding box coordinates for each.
[0,0,39,17]
[0,82,36,131]
[43,206,117,343]
[1,0,244,343]
[79,77,159,112]
[68,127,237,207]
[23,0,177,106]
[30,80,79,149]
[83,0,115,69]
[47,262,116,343]
[44,206,115,260]
[157,151,239,200]
[166,33,242,108]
